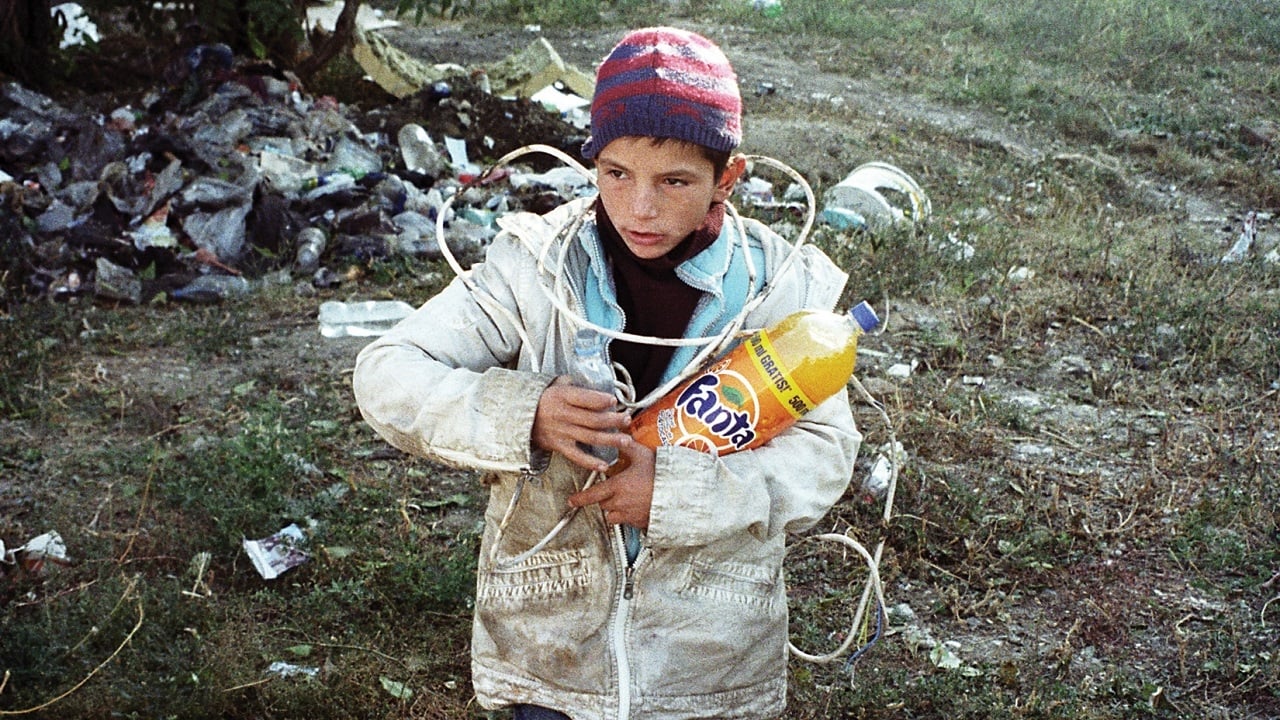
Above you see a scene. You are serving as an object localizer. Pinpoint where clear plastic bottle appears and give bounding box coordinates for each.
[294,227,327,274]
[569,328,619,465]
[171,274,254,303]
[630,301,880,455]
[318,300,415,338]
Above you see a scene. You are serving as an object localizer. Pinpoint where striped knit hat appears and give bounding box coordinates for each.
[581,27,742,159]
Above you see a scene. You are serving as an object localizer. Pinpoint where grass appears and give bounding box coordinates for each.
[4,0,1280,718]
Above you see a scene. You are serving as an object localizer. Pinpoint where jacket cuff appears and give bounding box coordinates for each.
[474,367,558,470]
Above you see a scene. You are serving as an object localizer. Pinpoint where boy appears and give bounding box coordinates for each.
[353,27,861,720]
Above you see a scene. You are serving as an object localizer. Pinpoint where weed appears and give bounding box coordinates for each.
[0,302,80,419]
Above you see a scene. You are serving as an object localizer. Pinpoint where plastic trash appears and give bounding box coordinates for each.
[861,441,905,500]
[258,151,319,196]
[444,136,480,178]
[886,359,918,378]
[530,83,590,129]
[1221,211,1257,263]
[181,204,251,262]
[391,210,436,255]
[243,523,309,580]
[172,274,254,303]
[318,300,415,338]
[427,80,452,100]
[15,531,71,573]
[324,135,382,179]
[36,200,81,232]
[94,257,142,304]
[397,123,447,177]
[862,454,892,499]
[294,227,327,273]
[302,171,357,200]
[189,108,256,163]
[52,3,100,50]
[822,162,931,231]
[508,166,595,195]
[130,202,177,251]
[569,328,620,464]
[267,661,320,679]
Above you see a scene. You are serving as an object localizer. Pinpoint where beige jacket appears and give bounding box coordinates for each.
[353,198,861,719]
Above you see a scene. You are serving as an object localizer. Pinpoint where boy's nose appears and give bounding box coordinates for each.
[631,186,660,218]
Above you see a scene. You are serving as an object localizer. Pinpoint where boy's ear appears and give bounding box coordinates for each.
[713,155,748,202]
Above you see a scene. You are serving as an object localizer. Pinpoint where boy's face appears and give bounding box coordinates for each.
[595,136,743,260]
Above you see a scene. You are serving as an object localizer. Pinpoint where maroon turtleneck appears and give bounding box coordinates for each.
[595,198,725,397]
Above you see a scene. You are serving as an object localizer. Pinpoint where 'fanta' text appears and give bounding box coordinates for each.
[674,375,757,450]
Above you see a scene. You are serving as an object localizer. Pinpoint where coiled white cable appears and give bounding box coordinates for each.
[432,144,892,666]
[787,373,897,670]
[433,144,815,406]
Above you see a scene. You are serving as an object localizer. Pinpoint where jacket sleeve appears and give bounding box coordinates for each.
[351,237,556,474]
[644,387,861,547]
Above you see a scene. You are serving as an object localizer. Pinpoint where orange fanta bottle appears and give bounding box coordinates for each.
[630,301,880,455]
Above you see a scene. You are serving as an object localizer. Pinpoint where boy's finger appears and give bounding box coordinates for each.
[568,481,612,508]
[563,385,618,411]
[564,447,611,474]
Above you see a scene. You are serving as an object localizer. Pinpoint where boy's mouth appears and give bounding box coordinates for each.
[622,229,667,247]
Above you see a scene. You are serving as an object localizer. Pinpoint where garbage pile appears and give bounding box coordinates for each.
[0,44,590,309]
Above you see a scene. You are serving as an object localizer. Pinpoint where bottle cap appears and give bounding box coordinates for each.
[849,301,880,333]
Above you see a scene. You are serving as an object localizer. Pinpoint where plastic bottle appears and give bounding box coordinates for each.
[630,301,880,455]
[398,123,447,177]
[569,328,620,465]
[294,227,327,273]
[318,300,415,338]
[171,274,254,303]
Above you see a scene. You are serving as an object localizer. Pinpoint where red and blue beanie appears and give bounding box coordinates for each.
[581,27,742,159]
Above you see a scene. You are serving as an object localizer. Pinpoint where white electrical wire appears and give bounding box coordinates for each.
[433,144,816,405]
[786,374,898,666]
[433,143,892,666]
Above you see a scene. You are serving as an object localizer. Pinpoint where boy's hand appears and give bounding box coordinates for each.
[568,437,656,530]
[532,376,631,472]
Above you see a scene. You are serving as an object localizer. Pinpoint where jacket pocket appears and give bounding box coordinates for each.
[679,557,780,610]
[478,548,594,604]
[474,547,610,671]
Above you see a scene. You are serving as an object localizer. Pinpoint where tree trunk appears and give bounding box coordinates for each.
[294,0,360,84]
[0,0,53,89]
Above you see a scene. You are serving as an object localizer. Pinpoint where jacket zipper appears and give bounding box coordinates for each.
[612,523,633,720]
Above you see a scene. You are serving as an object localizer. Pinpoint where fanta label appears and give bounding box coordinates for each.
[747,330,815,419]
[640,329,809,455]
[673,373,758,452]
[630,306,871,457]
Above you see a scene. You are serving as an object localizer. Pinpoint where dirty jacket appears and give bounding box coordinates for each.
[353,196,861,720]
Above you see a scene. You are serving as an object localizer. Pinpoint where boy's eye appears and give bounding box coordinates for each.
[664,177,689,187]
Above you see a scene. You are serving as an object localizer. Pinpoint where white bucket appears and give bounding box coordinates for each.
[822,162,931,230]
